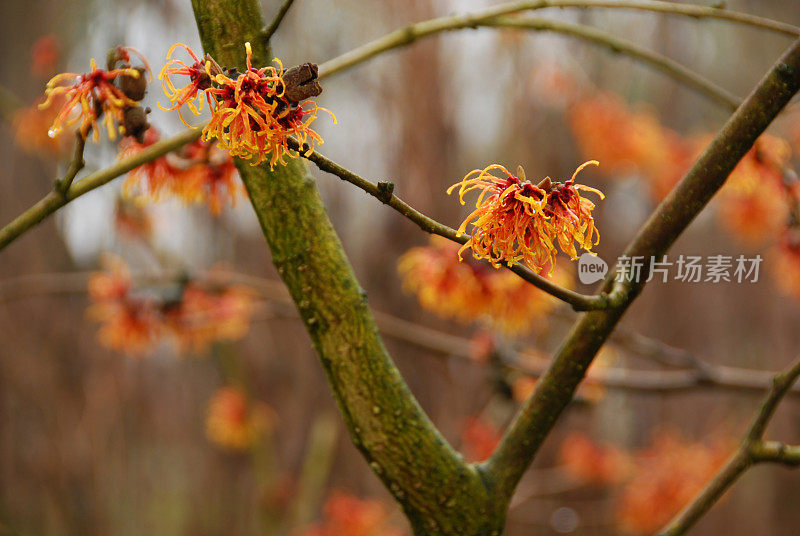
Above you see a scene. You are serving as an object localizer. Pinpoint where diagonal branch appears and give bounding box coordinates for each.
[481,37,800,509]
[288,138,612,311]
[658,357,800,536]
[262,0,296,43]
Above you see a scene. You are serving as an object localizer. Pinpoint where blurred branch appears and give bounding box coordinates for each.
[659,357,800,536]
[482,16,739,110]
[0,127,202,252]
[288,138,614,312]
[3,269,798,397]
[263,0,296,42]
[482,37,800,510]
[318,1,799,79]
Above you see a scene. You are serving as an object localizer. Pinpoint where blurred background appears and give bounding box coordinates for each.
[1,0,800,534]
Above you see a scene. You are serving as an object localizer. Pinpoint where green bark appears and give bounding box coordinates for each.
[190,1,499,534]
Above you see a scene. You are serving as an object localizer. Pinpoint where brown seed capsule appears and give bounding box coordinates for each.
[117,66,148,101]
[122,105,149,142]
[282,63,322,104]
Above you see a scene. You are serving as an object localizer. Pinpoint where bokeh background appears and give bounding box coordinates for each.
[1,0,800,535]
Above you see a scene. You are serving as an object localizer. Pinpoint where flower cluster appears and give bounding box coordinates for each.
[205,386,274,451]
[301,492,408,536]
[121,127,241,215]
[568,92,693,200]
[159,42,334,168]
[398,237,571,335]
[38,46,151,141]
[87,257,255,355]
[12,93,75,157]
[715,134,792,245]
[558,431,630,486]
[448,162,603,273]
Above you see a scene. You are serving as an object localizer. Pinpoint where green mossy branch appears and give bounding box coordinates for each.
[191,1,498,534]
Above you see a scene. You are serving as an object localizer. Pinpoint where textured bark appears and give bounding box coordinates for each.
[190,1,499,534]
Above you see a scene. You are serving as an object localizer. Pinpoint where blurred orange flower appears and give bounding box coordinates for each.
[301,492,408,536]
[568,92,691,200]
[398,237,571,335]
[615,430,731,535]
[461,416,501,462]
[448,162,602,272]
[30,35,60,79]
[205,386,273,451]
[715,134,792,245]
[164,282,255,354]
[12,94,74,157]
[160,42,335,168]
[770,231,800,300]
[121,128,242,214]
[87,256,161,355]
[558,431,630,486]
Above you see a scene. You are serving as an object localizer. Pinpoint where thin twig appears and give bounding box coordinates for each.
[5,269,798,397]
[288,139,613,311]
[0,128,202,252]
[658,357,800,536]
[263,0,296,42]
[55,131,87,194]
[482,16,740,110]
[317,0,799,78]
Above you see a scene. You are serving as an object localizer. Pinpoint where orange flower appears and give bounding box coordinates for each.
[448,162,603,272]
[771,231,800,300]
[301,492,408,536]
[398,237,572,335]
[30,35,60,79]
[205,386,273,451]
[174,138,242,215]
[615,430,731,535]
[121,128,242,214]
[715,135,791,245]
[158,43,214,121]
[568,92,692,200]
[160,42,335,168]
[163,282,255,354]
[558,431,630,486]
[461,416,501,462]
[12,94,74,157]
[87,256,161,355]
[39,46,150,141]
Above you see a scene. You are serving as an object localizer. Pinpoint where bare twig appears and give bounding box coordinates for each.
[318,1,799,78]
[3,269,798,397]
[658,357,800,536]
[55,131,87,194]
[0,127,202,252]
[288,138,613,312]
[263,0,296,42]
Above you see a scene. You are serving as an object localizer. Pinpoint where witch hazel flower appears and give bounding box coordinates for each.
[38,46,151,142]
[159,42,335,168]
[448,161,603,273]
